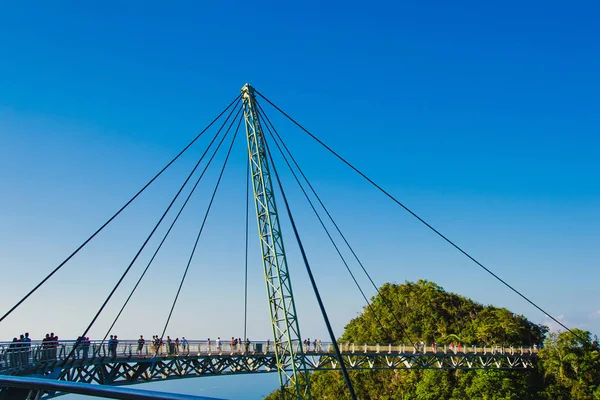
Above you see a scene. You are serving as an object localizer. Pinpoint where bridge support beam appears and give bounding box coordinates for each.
[241,83,312,399]
[0,387,33,400]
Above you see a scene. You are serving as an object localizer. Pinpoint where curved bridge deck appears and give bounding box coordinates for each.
[1,340,537,385]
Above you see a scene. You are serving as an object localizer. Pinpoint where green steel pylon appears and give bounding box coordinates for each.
[241,84,312,399]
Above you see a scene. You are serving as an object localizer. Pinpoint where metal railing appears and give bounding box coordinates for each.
[0,339,539,374]
[0,375,226,400]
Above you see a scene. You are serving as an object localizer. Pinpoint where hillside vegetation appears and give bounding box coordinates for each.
[266,280,600,399]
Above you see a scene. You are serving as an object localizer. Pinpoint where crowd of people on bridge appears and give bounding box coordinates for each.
[303,338,322,352]
[1,331,326,366]
[10,331,512,370]
[2,331,541,372]
[141,335,190,356]
[4,332,32,368]
[103,335,325,356]
[3,332,65,368]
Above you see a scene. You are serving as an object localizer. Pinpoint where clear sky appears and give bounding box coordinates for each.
[1,0,599,349]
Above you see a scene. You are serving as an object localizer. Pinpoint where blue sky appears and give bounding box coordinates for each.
[1,0,599,349]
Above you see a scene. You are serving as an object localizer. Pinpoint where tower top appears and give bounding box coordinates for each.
[241,83,254,93]
[241,83,255,102]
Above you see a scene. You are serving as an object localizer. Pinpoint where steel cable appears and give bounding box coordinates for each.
[263,128,357,400]
[158,111,244,345]
[255,106,405,346]
[63,101,242,365]
[256,101,419,348]
[100,105,243,345]
[255,89,580,340]
[0,94,241,325]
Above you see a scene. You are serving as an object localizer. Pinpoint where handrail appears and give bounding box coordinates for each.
[0,339,539,375]
[0,375,226,399]
[0,339,541,349]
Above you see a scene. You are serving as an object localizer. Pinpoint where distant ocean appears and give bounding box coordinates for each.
[62,373,280,399]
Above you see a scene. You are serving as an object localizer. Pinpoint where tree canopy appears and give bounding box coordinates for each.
[266,280,600,399]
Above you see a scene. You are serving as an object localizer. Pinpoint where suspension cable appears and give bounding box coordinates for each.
[0,95,241,325]
[256,101,417,348]
[255,90,580,339]
[255,106,402,345]
[263,131,357,400]
[158,112,244,343]
[101,105,241,344]
[63,102,243,365]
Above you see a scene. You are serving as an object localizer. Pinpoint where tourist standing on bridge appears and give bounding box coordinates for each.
[41,333,50,361]
[182,337,188,355]
[50,333,58,359]
[230,337,235,353]
[44,333,55,360]
[22,332,31,366]
[207,338,211,353]
[155,335,164,354]
[82,337,90,359]
[216,337,221,352]
[107,336,114,357]
[74,336,83,359]
[24,332,31,360]
[8,338,20,369]
[152,336,158,353]
[174,338,180,355]
[113,335,119,358]
[166,336,174,355]
[108,335,118,358]
[244,338,250,353]
[8,338,17,368]
[137,335,145,355]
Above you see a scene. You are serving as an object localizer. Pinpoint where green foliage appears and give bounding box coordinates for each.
[459,370,533,400]
[266,281,599,399]
[539,329,600,399]
[341,280,546,346]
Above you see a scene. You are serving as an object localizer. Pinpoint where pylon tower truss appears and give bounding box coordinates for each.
[242,84,311,399]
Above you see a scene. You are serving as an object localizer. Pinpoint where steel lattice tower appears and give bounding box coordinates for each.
[241,84,312,399]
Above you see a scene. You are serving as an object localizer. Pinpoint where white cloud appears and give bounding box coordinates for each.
[543,314,569,333]
[588,310,600,320]
[544,312,600,335]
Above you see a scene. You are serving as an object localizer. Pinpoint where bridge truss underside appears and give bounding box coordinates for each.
[2,352,536,398]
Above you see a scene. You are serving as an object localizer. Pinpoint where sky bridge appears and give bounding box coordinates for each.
[0,339,537,399]
[0,85,570,400]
